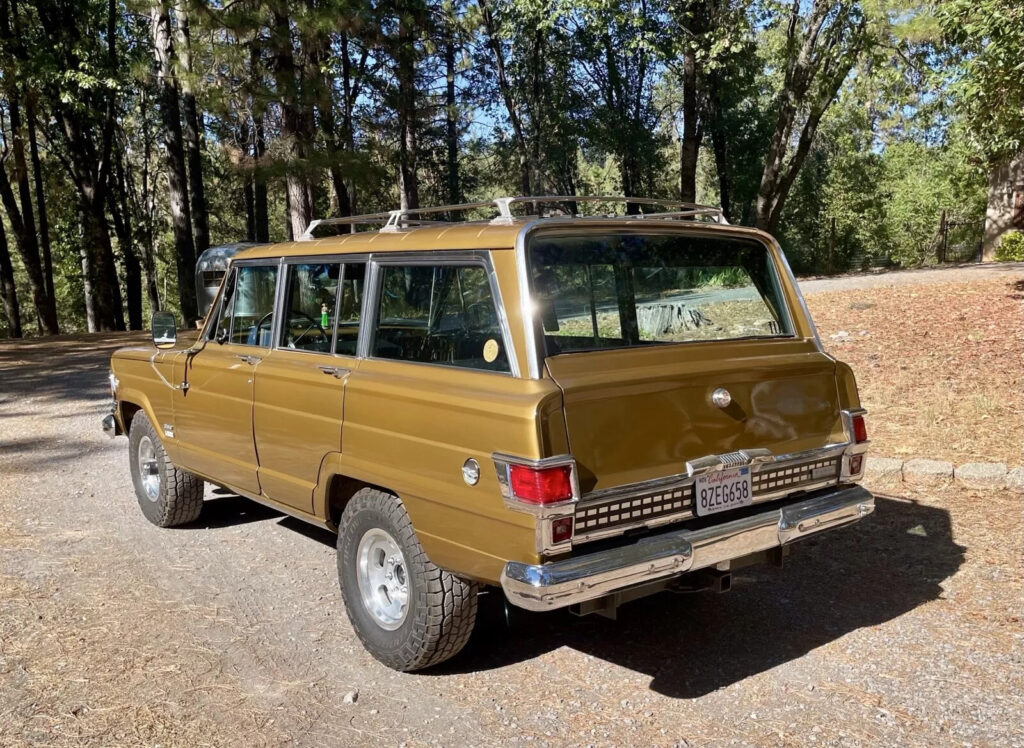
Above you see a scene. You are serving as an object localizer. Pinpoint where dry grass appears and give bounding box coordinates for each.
[806,276,1023,465]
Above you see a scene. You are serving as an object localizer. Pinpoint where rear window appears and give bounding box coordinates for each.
[529,232,792,354]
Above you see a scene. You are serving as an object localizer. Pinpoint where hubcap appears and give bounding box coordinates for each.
[355,528,410,630]
[137,435,161,501]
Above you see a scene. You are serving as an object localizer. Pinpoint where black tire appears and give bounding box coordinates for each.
[337,488,478,671]
[127,410,204,527]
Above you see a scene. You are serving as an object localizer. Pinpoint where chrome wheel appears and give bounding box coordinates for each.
[136,435,161,501]
[355,528,410,630]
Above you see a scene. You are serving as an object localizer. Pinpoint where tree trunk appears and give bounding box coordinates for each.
[0,0,57,333]
[270,10,313,238]
[151,0,198,322]
[26,96,54,307]
[479,0,530,195]
[253,110,269,243]
[755,2,863,233]
[174,2,209,255]
[444,17,460,207]
[139,89,160,312]
[0,218,21,337]
[707,71,731,220]
[679,45,701,205]
[110,145,143,329]
[309,26,351,222]
[396,9,419,211]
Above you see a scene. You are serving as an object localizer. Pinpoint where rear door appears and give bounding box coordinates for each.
[529,229,844,492]
[252,260,366,513]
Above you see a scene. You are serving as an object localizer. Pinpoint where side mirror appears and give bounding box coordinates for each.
[151,311,178,349]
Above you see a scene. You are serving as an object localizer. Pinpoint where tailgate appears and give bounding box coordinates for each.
[544,340,845,493]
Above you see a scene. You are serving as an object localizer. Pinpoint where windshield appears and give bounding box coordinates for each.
[529,231,792,355]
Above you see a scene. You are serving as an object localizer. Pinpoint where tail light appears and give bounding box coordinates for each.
[509,464,573,505]
[852,413,868,443]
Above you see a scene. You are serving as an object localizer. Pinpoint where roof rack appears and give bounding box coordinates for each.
[298,195,727,240]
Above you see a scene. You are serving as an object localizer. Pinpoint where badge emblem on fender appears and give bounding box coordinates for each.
[711,388,732,409]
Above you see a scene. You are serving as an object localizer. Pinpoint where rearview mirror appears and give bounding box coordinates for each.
[151,311,178,349]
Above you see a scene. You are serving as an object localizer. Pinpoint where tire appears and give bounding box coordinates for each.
[127,410,204,527]
[337,488,478,671]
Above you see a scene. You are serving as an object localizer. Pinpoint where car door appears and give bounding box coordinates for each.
[173,262,279,495]
[252,260,367,513]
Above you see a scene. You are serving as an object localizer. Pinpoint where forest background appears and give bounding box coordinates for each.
[0,0,1020,336]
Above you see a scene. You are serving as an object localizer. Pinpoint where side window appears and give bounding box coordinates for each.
[280,263,339,353]
[372,263,509,373]
[335,262,366,356]
[228,265,278,346]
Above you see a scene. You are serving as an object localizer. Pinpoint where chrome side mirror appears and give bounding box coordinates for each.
[151,311,178,349]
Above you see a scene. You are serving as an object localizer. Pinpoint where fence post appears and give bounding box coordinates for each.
[939,209,948,264]
[827,217,836,274]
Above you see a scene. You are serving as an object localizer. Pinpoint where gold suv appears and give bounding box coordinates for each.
[104,197,872,671]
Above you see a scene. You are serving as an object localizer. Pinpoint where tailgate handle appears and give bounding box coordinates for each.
[318,365,350,379]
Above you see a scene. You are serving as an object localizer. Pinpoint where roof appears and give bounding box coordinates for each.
[231,217,769,263]
[231,195,745,262]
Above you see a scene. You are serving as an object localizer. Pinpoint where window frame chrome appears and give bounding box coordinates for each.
[270,254,370,361]
[513,220,802,379]
[362,250,521,378]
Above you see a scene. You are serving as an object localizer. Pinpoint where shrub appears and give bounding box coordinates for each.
[996,231,1024,261]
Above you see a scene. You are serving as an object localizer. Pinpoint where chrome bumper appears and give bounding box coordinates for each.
[501,484,874,612]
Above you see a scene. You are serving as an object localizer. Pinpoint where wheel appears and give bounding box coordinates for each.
[337,488,478,671]
[127,410,204,527]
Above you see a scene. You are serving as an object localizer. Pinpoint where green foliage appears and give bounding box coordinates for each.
[938,0,1024,159]
[996,232,1024,262]
[0,0,1008,339]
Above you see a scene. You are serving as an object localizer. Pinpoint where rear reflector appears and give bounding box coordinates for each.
[852,414,868,443]
[849,454,864,474]
[509,464,573,504]
[551,516,574,544]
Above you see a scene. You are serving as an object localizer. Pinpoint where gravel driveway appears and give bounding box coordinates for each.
[1,333,1021,746]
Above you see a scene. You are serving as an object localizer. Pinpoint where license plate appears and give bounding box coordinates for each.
[694,467,753,517]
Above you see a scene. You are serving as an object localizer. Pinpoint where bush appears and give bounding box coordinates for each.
[996,231,1024,261]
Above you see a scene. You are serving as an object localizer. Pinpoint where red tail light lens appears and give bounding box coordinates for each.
[852,414,868,443]
[509,464,573,504]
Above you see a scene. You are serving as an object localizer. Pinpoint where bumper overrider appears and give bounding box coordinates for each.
[501,484,873,611]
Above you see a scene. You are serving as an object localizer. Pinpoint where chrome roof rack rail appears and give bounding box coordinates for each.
[299,195,727,239]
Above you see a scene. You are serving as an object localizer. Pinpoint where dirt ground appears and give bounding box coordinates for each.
[805,271,1024,465]
[1,268,1022,746]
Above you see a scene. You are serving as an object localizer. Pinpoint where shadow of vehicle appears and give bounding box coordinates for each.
[440,493,964,698]
[174,494,283,530]
[175,489,963,696]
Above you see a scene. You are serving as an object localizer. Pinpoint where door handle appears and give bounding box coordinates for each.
[317,365,350,379]
[236,354,261,365]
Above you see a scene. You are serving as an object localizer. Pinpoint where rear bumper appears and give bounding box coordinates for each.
[501,484,873,611]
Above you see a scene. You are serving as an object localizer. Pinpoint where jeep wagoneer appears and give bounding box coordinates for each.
[104,196,872,671]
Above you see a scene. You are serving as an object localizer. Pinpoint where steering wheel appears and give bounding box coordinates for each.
[287,310,329,348]
[251,311,274,345]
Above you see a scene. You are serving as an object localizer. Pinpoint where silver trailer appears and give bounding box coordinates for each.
[195,243,266,318]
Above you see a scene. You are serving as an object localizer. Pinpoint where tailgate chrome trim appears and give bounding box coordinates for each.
[501,484,873,612]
